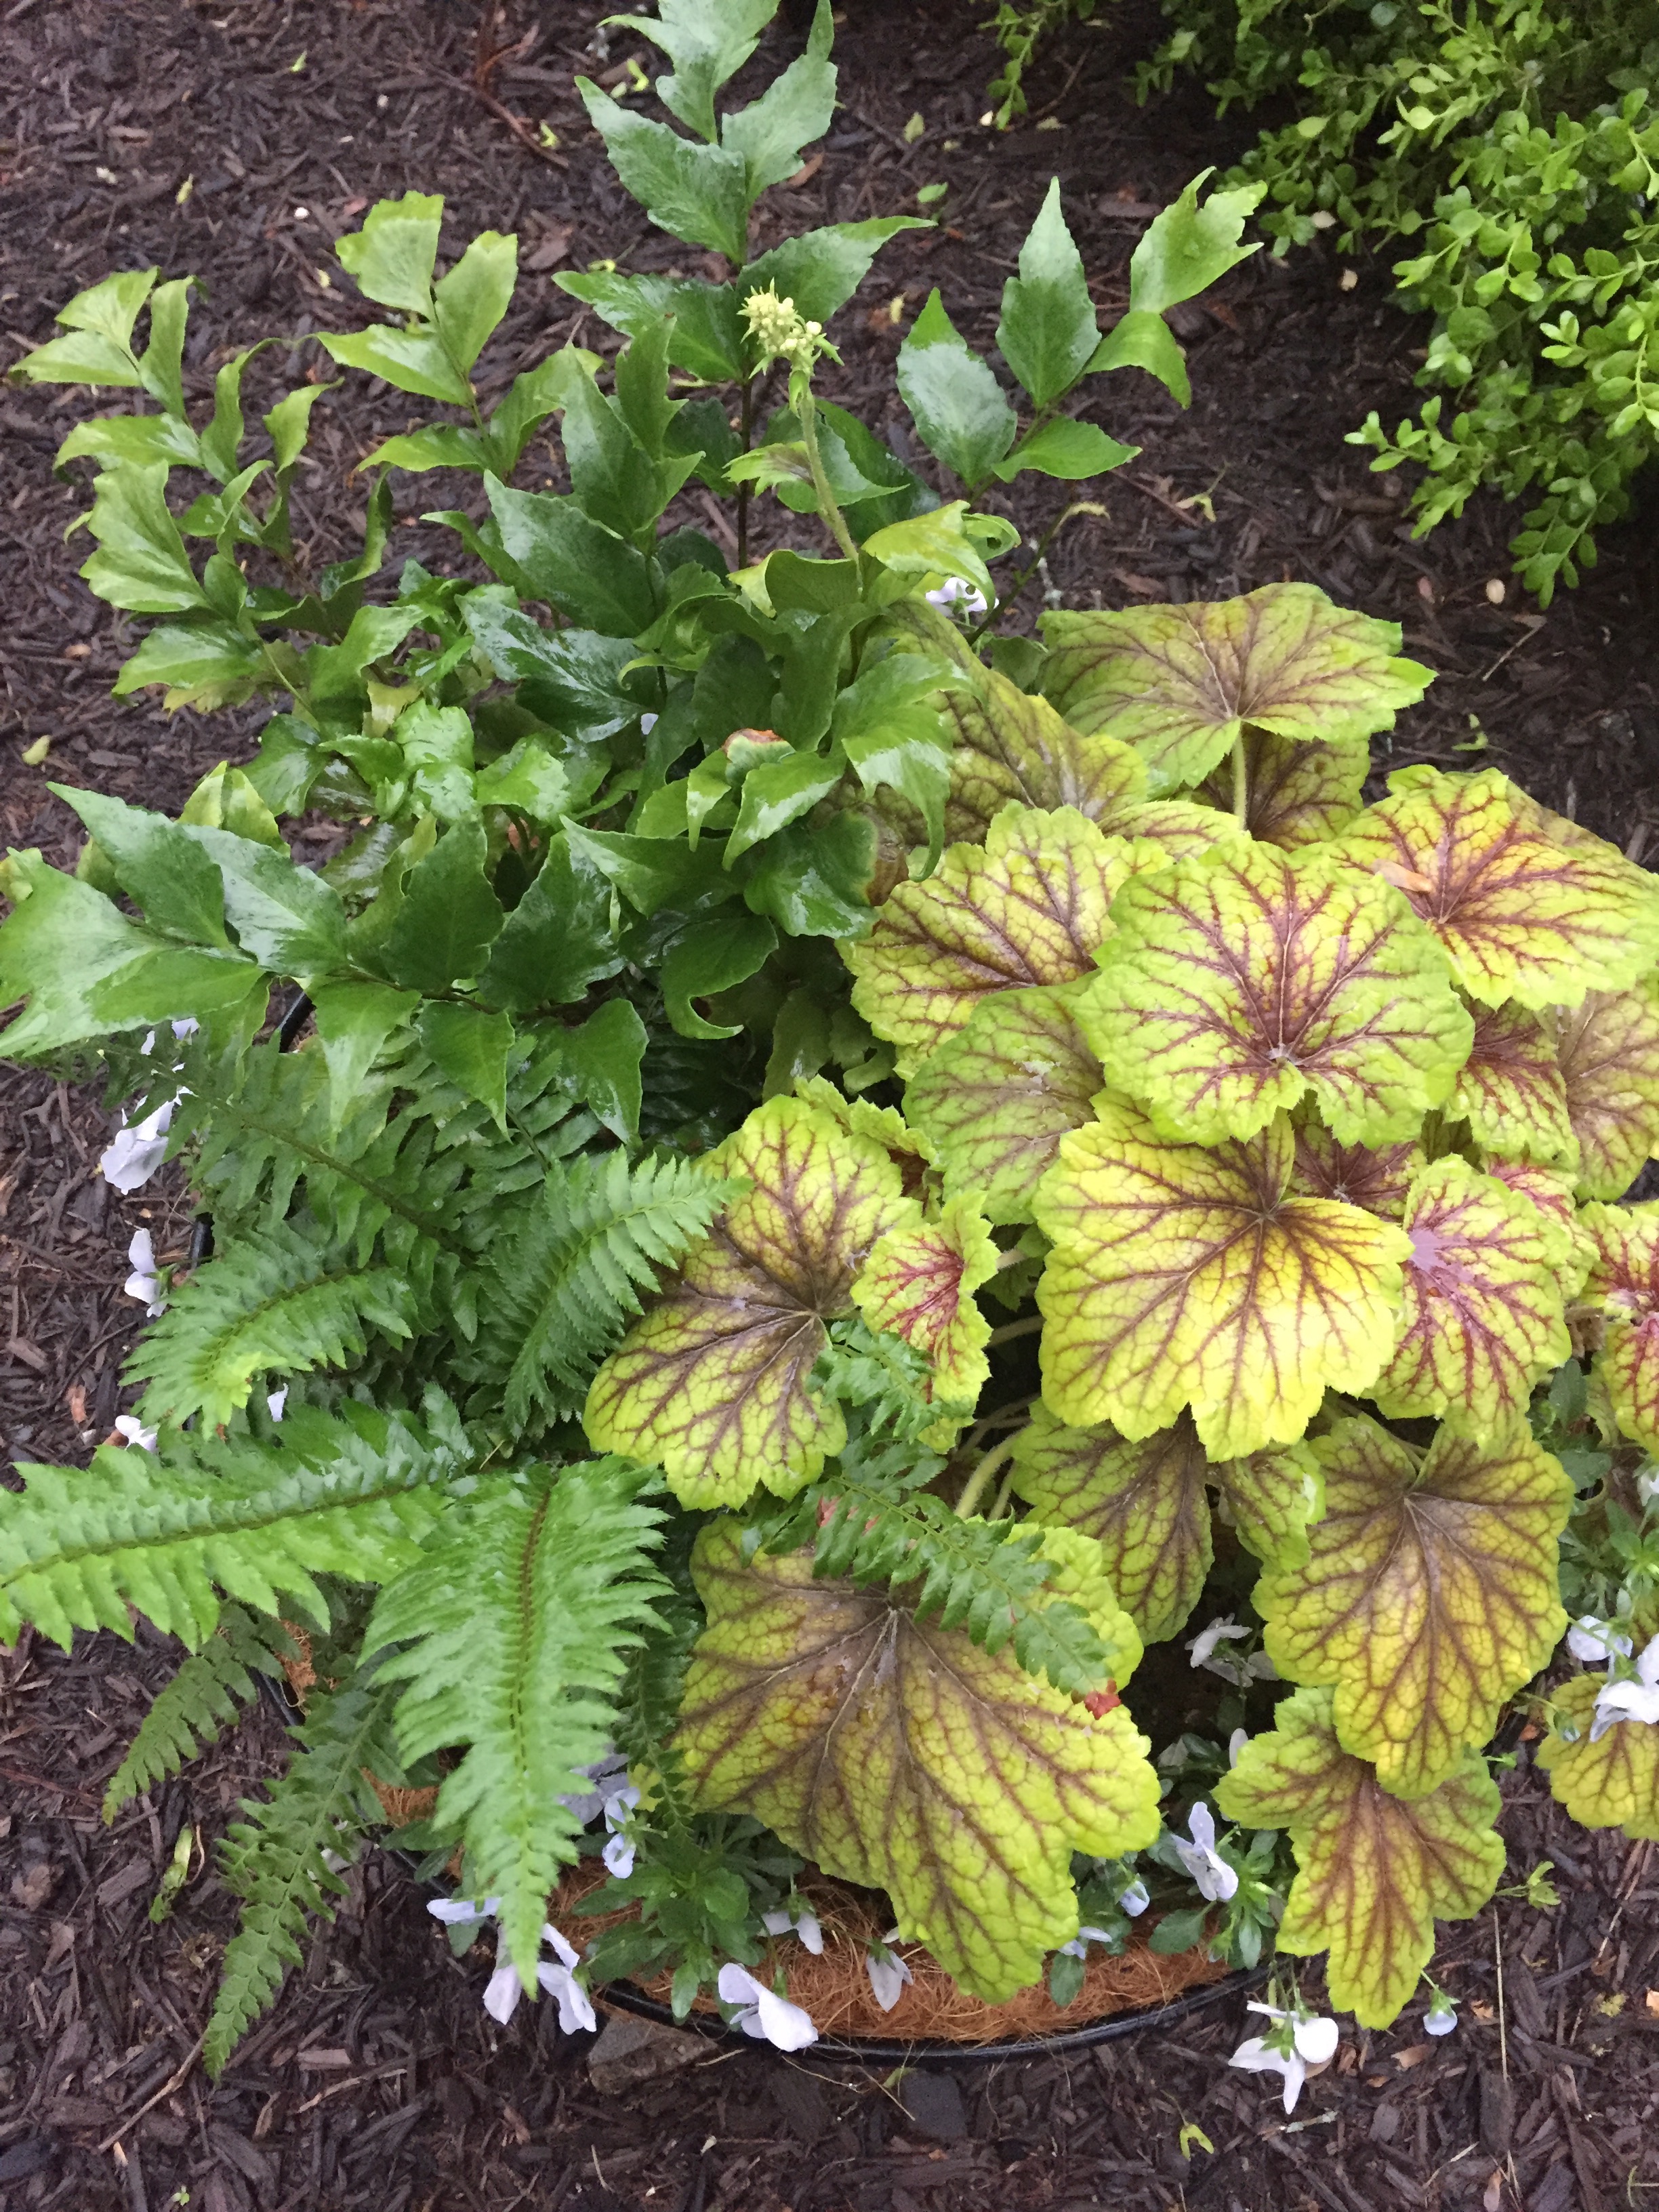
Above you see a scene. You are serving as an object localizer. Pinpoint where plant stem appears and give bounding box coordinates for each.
[988,1465,1019,1521]
[1231,731,1250,827]
[796,386,859,563]
[737,375,754,569]
[955,1433,1019,1519]
[987,1315,1044,1347]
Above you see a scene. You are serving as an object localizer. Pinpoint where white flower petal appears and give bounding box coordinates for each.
[266,1388,288,1421]
[753,1984,818,2050]
[1568,1617,1632,1664]
[1186,1617,1250,1669]
[429,1894,501,1925]
[1293,2014,1339,2065]
[1424,2002,1457,2036]
[483,1961,524,2024]
[537,1959,596,2035]
[1118,1879,1149,1917]
[127,1229,157,1275]
[113,1414,158,1451]
[1187,1803,1218,1854]
[865,1948,914,2013]
[1228,1728,1249,1767]
[602,1832,636,1880]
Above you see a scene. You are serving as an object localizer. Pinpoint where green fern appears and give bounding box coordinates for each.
[127,1219,420,1430]
[367,1458,668,1988]
[752,1473,1111,1696]
[462,1151,738,1433]
[207,1669,402,2075]
[0,1404,459,1649]
[102,1605,293,1822]
[811,1314,971,1444]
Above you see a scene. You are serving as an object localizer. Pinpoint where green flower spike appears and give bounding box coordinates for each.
[1216,1687,1505,2028]
[585,1097,916,1508]
[1257,1413,1572,1799]
[1036,1101,1410,1460]
[674,1518,1159,2003]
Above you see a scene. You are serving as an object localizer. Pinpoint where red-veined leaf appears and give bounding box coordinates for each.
[1551,979,1659,1200]
[851,1191,998,1431]
[1195,725,1370,848]
[1581,1203,1659,1452]
[1448,1000,1576,1164]
[1289,1120,1423,1219]
[1537,1676,1659,1842]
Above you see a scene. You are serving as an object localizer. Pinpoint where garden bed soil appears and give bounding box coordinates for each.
[3,0,1658,2206]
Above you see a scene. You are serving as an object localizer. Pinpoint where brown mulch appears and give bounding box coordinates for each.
[3,0,1658,2206]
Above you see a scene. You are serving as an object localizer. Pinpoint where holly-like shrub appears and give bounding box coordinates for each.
[3,0,1656,2077]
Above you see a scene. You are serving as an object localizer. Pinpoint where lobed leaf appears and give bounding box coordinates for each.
[585,1097,915,1507]
[1041,583,1429,798]
[903,983,1103,1226]
[1195,726,1370,849]
[1551,979,1659,1200]
[1335,766,1659,1009]
[1536,1677,1659,1842]
[1258,1414,1572,1799]
[1215,1687,1505,2026]
[938,665,1146,846]
[1372,1158,1571,1433]
[1036,1101,1410,1459]
[1288,1121,1423,1219]
[850,1191,998,1433]
[674,1518,1160,2001]
[1448,1002,1576,1165]
[1083,842,1473,1147]
[1580,1204,1659,1453]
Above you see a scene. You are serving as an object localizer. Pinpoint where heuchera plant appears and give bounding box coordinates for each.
[3,0,1657,2074]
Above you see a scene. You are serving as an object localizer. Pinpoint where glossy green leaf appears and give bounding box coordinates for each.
[484,475,657,636]
[77,464,207,615]
[896,289,1017,489]
[996,180,1099,408]
[414,1000,514,1128]
[381,819,503,991]
[990,416,1137,483]
[661,912,778,1040]
[577,83,752,264]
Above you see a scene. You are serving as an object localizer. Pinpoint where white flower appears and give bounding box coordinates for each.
[1186,1616,1251,1671]
[1228,1727,1249,1767]
[558,1748,631,1827]
[1568,1616,1633,1664]
[600,1785,640,1879]
[427,1894,502,1926]
[1424,1996,1458,2036]
[640,712,659,735]
[266,1388,288,1422]
[1118,1879,1149,1917]
[1172,1802,1238,1904]
[762,1905,825,1955]
[100,1099,176,1193]
[924,575,988,617]
[484,1959,525,2024]
[1590,1634,1659,1740]
[1059,1923,1118,1961]
[717,1962,818,2050]
[1230,2003,1339,2113]
[123,1229,166,1315]
[113,1414,158,1451]
[1639,1465,1659,1509]
[864,1943,913,2013]
[537,1921,596,2034]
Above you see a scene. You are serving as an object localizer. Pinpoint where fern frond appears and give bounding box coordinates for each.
[102,1605,293,1822]
[0,1403,460,1649]
[127,1219,419,1430]
[812,1315,960,1446]
[753,1475,1111,1696]
[207,1671,401,2074]
[367,1458,668,1986]
[463,1151,737,1433]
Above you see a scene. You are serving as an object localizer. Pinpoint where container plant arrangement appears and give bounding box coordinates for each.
[3,0,1658,2084]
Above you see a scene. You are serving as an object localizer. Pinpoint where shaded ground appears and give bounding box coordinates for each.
[3,0,1658,2206]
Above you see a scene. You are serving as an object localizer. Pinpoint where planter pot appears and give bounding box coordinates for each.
[554,1859,1251,2062]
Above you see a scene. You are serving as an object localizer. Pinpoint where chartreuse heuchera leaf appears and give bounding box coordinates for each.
[1373,1158,1572,1432]
[1041,581,1431,797]
[1551,980,1659,1199]
[1195,726,1370,851]
[1216,1687,1506,2027]
[1289,1122,1424,1218]
[1036,1101,1412,1458]
[673,1517,1159,2001]
[1336,766,1659,1009]
[1258,1414,1572,1799]
[1538,1677,1659,1842]
[936,664,1146,844]
[1580,1204,1659,1454]
[1010,1404,1320,1644]
[585,1097,915,1507]
[850,1191,998,1435]
[904,985,1103,1226]
[845,804,1166,1072]
[1448,1002,1576,1166]
[1082,842,1473,1147]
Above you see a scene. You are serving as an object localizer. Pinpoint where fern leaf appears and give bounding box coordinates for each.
[812,1315,964,1446]
[102,1605,293,1821]
[465,1151,737,1433]
[0,1404,459,1649]
[755,1476,1111,1697]
[367,1458,668,1988]
[207,1671,401,2074]
[127,1219,419,1430]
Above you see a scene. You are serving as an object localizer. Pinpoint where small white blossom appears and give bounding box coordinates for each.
[100,1099,176,1194]
[430,1898,595,2033]
[266,1387,289,1422]
[427,1894,502,1926]
[1424,1995,1458,2036]
[1229,2001,1338,2112]
[558,1749,631,1828]
[762,1904,825,1955]
[484,1959,525,2024]
[717,1962,818,2050]
[1228,1727,1250,1767]
[123,1229,166,1316]
[1058,1923,1118,1961]
[865,1942,913,2013]
[600,1785,640,1880]
[1590,1634,1659,1740]
[924,576,989,618]
[1186,1616,1251,1670]
[1568,1616,1633,1664]
[1119,1879,1149,1917]
[1172,1802,1238,1904]
[113,1414,158,1451]
[537,1921,597,2034]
